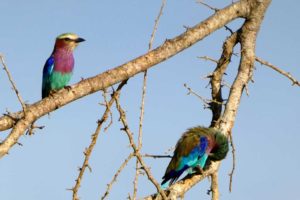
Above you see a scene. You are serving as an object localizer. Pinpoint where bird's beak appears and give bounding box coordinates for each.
[75,37,85,43]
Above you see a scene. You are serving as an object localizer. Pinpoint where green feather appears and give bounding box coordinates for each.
[49,71,72,90]
[209,129,229,161]
[165,126,229,175]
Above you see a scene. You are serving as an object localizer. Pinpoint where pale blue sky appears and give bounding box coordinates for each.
[0,1,299,200]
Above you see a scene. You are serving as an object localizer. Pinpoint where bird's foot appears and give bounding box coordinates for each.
[49,89,58,97]
[195,166,204,174]
[64,85,72,91]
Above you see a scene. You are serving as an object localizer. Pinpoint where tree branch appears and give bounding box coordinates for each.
[255,56,300,86]
[134,0,167,198]
[101,153,134,200]
[0,54,26,112]
[211,172,219,200]
[71,81,127,200]
[115,95,167,199]
[0,0,249,135]
[0,0,250,160]
[210,32,238,127]
[144,0,271,199]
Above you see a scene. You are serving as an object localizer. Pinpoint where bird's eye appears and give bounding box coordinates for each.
[64,38,71,41]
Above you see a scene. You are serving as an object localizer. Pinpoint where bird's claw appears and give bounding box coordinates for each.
[49,90,57,97]
[64,85,72,91]
[195,166,204,174]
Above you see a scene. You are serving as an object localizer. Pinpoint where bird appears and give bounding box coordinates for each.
[42,33,85,98]
[161,126,229,188]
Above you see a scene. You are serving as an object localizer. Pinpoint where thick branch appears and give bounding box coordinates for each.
[0,0,249,159]
[219,0,271,133]
[0,0,248,133]
[210,32,238,127]
[211,172,219,200]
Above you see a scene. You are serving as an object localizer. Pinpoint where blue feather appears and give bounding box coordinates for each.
[178,136,208,170]
[42,56,54,98]
[161,136,209,187]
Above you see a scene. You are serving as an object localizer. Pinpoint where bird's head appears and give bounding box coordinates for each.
[209,131,229,161]
[54,33,85,51]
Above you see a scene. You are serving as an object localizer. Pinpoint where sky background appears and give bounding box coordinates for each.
[0,0,299,200]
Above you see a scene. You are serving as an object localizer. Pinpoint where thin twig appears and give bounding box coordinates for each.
[71,81,127,200]
[0,54,26,112]
[255,57,300,86]
[26,124,45,135]
[184,83,224,106]
[198,56,218,64]
[102,89,113,132]
[228,132,236,192]
[134,1,167,199]
[197,1,234,34]
[148,0,167,51]
[101,153,134,200]
[197,0,219,12]
[142,154,172,159]
[114,96,167,200]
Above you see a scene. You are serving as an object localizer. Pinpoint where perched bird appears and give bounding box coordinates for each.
[161,126,229,187]
[42,33,85,98]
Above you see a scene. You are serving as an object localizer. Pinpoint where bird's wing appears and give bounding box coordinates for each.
[161,133,208,185]
[173,134,208,170]
[42,56,54,97]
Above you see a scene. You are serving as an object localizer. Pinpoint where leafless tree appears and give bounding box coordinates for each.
[1,0,298,199]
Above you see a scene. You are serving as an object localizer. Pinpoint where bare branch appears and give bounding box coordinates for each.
[198,56,218,64]
[0,0,250,135]
[142,154,172,159]
[101,153,134,200]
[0,54,26,112]
[102,89,113,132]
[210,32,238,127]
[197,1,234,34]
[148,0,167,51]
[228,132,236,192]
[184,83,224,106]
[134,1,167,198]
[72,81,127,200]
[144,0,272,199]
[115,95,167,200]
[197,1,219,12]
[255,56,300,86]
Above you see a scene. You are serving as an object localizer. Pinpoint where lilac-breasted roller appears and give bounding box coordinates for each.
[161,126,229,188]
[42,33,85,98]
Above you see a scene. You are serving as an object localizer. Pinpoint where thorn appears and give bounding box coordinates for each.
[164,38,171,43]
[17,142,23,146]
[207,188,212,195]
[183,25,191,31]
[86,164,92,173]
